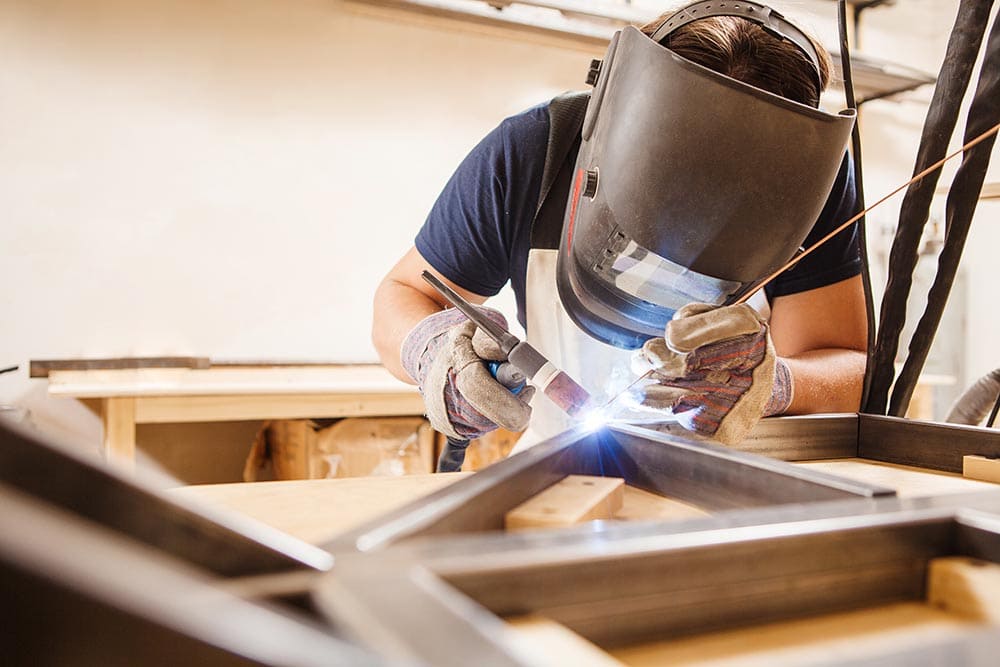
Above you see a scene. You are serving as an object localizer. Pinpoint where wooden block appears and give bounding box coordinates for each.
[927,556,1000,623]
[505,475,624,531]
[963,455,1000,483]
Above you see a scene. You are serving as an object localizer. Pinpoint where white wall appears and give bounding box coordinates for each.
[1,0,997,449]
[0,0,597,444]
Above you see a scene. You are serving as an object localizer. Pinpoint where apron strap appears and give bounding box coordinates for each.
[530,91,590,250]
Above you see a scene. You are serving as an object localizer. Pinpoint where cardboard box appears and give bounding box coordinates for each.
[244,417,435,481]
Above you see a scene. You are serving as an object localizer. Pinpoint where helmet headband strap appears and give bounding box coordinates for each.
[650,1,823,99]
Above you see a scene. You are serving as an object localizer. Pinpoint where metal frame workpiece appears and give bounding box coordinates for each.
[322,418,894,553]
[309,413,1000,666]
[315,493,1000,667]
[5,412,1000,666]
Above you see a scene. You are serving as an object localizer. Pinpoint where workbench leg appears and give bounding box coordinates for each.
[102,397,136,471]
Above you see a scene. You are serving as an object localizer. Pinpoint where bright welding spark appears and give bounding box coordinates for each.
[579,405,613,431]
[583,371,681,426]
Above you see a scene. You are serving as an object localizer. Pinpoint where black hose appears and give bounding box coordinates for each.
[946,368,1000,426]
[889,11,1000,416]
[837,0,876,411]
[864,0,994,415]
[438,436,471,472]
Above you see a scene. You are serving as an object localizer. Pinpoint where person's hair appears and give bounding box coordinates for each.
[640,11,832,107]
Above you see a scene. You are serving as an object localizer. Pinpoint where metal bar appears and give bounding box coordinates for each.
[0,420,332,576]
[734,414,860,460]
[317,561,526,667]
[440,516,952,641]
[323,419,887,554]
[600,424,893,510]
[955,509,1000,562]
[0,484,384,667]
[321,427,604,553]
[315,496,1000,666]
[858,413,1000,473]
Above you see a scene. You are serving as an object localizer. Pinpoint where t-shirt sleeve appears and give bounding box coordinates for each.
[766,153,863,299]
[415,110,546,298]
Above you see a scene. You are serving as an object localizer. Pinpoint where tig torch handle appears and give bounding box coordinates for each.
[488,360,526,394]
[437,361,525,473]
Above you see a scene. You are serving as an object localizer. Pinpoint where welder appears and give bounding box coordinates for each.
[372,1,868,450]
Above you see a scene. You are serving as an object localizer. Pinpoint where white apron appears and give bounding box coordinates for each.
[510,248,769,455]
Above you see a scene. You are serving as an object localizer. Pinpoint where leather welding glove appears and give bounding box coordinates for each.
[635,303,793,445]
[401,307,535,440]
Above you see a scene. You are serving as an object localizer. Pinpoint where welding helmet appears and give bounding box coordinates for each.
[556,0,856,349]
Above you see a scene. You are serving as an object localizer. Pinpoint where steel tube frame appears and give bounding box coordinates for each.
[322,420,893,553]
[6,413,1000,665]
[315,493,1000,667]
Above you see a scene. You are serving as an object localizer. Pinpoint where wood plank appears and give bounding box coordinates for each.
[927,557,1000,623]
[178,475,708,546]
[608,602,983,666]
[133,393,425,424]
[505,475,624,531]
[30,356,209,378]
[963,456,1000,484]
[613,485,708,522]
[102,397,136,470]
[796,458,998,497]
[46,365,418,398]
[172,473,471,544]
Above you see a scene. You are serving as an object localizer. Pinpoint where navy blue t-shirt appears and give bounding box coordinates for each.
[416,101,861,329]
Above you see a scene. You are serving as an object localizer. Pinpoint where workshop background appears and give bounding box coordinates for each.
[2,0,998,481]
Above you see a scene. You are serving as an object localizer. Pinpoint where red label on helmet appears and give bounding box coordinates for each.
[566,168,586,248]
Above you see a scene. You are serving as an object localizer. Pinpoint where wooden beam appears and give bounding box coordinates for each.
[927,557,1000,623]
[963,456,1000,484]
[505,475,624,530]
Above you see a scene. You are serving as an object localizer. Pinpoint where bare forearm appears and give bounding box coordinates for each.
[783,348,866,414]
[371,277,443,383]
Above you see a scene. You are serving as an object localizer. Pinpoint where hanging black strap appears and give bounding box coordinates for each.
[530,91,590,250]
[864,0,996,415]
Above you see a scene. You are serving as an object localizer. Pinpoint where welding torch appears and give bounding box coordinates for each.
[421,271,594,470]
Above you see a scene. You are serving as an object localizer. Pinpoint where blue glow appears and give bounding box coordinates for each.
[580,407,612,431]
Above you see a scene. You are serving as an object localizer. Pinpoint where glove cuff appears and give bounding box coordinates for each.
[764,357,794,416]
[400,306,508,385]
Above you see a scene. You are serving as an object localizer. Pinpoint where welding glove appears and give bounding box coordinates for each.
[401,307,535,440]
[635,303,793,445]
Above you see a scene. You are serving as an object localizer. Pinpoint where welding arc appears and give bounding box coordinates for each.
[736,120,1000,304]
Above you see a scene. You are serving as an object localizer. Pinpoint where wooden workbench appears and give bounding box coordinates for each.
[173,458,998,546]
[46,364,423,470]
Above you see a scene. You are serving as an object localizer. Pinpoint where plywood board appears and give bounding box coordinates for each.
[172,473,470,544]
[963,455,1000,484]
[506,475,624,530]
[796,458,997,497]
[927,557,1000,623]
[608,602,984,667]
